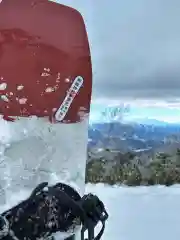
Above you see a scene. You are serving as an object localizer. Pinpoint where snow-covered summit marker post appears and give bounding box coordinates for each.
[0,1,109,240]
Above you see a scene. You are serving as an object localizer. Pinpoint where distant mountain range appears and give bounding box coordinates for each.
[128,118,180,126]
[88,120,180,155]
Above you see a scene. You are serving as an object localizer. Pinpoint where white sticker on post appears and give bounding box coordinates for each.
[55,76,84,121]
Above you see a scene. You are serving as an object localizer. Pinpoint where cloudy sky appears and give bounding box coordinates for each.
[56,0,180,122]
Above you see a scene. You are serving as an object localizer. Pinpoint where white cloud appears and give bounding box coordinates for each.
[92,98,180,109]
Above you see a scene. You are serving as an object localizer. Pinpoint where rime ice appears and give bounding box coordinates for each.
[0,83,7,91]
[45,87,55,93]
[19,98,27,104]
[17,85,24,91]
[1,95,9,102]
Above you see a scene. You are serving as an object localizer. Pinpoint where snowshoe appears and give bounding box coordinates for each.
[0,182,108,240]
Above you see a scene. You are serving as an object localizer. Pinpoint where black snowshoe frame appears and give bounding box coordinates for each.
[0,182,108,240]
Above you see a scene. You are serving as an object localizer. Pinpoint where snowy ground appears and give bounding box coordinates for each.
[1,119,180,240]
[86,183,180,240]
[0,180,180,240]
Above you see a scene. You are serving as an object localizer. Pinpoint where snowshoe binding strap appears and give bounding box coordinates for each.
[0,182,108,240]
[80,194,108,240]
